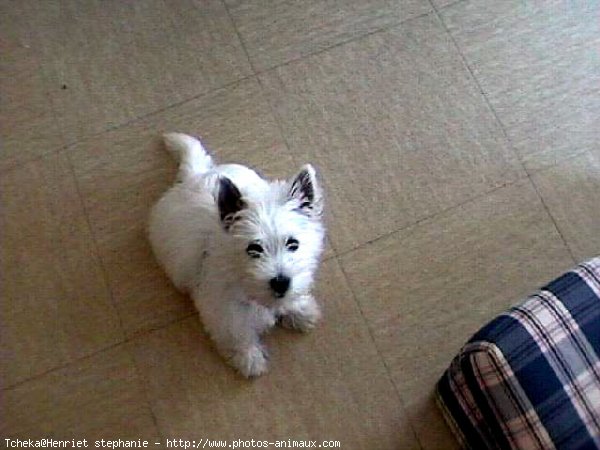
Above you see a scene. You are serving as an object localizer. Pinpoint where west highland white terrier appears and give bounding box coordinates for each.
[149,133,325,377]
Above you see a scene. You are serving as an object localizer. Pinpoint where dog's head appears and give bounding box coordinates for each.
[216,164,325,304]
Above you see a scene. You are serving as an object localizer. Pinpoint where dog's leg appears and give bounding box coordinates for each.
[198,290,276,378]
[222,301,276,378]
[163,133,214,183]
[275,294,321,332]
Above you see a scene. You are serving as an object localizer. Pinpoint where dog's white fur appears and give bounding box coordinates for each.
[149,133,325,377]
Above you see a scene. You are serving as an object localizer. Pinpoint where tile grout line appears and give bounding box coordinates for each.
[221,0,259,76]
[335,256,424,450]
[121,309,196,443]
[220,0,291,162]
[335,177,521,260]
[2,339,125,392]
[62,147,128,338]
[125,343,166,444]
[250,8,434,77]
[1,310,197,392]
[247,0,465,78]
[430,0,578,265]
[0,144,68,176]
[527,176,578,263]
[439,0,467,10]
[429,0,527,174]
[59,75,256,150]
[120,309,198,444]
[0,74,248,177]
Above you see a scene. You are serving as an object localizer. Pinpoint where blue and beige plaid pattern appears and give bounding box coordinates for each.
[437,257,600,450]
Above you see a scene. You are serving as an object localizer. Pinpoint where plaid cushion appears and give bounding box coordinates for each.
[437,257,600,450]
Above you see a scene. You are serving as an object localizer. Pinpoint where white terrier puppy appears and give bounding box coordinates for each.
[149,133,325,377]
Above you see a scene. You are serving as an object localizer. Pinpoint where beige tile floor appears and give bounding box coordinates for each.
[1,1,598,448]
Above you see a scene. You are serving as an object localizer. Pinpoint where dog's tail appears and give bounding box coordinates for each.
[163,132,214,180]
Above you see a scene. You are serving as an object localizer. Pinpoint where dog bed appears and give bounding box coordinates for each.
[436,257,600,449]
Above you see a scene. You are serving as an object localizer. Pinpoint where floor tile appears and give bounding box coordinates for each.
[261,14,523,253]
[0,3,63,172]
[340,180,574,450]
[442,0,600,172]
[0,152,122,388]
[1,346,160,441]
[68,79,301,336]
[226,0,430,70]
[131,259,419,449]
[532,150,600,262]
[22,0,251,143]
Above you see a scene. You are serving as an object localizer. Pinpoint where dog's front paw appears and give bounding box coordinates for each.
[229,344,269,378]
[277,295,322,332]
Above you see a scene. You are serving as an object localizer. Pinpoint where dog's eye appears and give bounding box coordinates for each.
[246,243,264,258]
[286,238,299,252]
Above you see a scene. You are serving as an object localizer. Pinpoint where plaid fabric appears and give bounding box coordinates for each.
[437,257,600,450]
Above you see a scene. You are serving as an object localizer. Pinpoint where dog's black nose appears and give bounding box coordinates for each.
[270,275,290,297]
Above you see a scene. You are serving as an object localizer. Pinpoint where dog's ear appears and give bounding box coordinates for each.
[217,176,246,230]
[288,164,323,217]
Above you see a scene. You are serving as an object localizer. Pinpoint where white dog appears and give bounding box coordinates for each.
[149,133,325,377]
